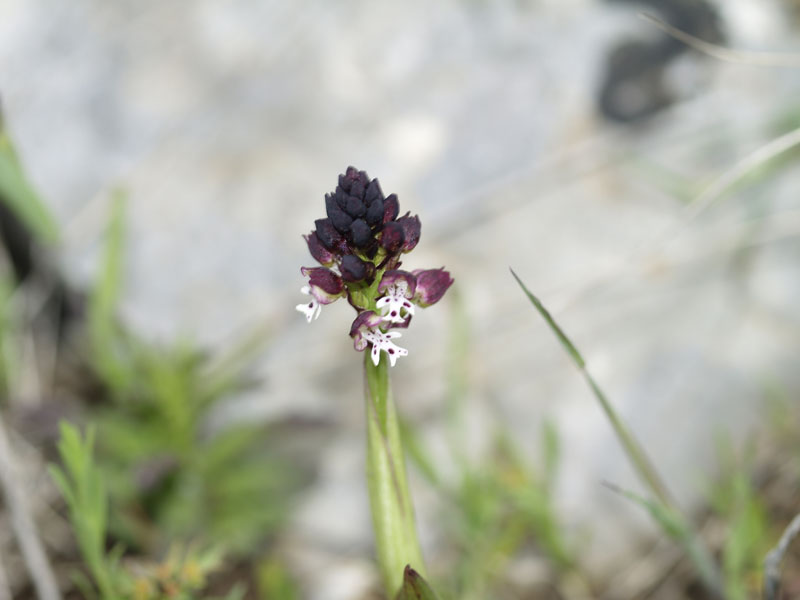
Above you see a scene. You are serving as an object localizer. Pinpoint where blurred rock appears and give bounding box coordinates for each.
[1,0,799,596]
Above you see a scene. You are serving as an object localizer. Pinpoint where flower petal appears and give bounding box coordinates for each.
[412,267,453,307]
[383,193,399,223]
[381,221,405,253]
[301,267,345,304]
[376,270,417,323]
[304,231,335,266]
[362,328,408,367]
[295,286,322,322]
[350,311,385,351]
[397,213,421,253]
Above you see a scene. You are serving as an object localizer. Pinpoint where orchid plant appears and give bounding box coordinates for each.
[296,166,452,366]
[296,167,451,598]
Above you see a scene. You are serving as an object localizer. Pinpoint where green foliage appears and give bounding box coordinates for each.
[604,482,723,594]
[708,440,770,600]
[50,422,121,599]
[0,113,59,244]
[79,197,301,557]
[511,268,726,597]
[405,418,573,599]
[401,286,574,598]
[256,557,301,600]
[87,190,130,395]
[448,428,573,599]
[51,423,243,600]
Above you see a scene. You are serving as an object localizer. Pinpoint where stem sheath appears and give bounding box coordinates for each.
[364,353,425,597]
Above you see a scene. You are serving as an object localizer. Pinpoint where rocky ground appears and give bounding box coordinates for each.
[1,1,799,597]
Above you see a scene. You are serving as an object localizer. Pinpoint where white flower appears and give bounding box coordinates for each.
[295,286,321,322]
[361,329,408,367]
[376,280,415,324]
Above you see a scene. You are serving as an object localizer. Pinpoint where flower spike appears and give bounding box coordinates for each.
[297,167,452,366]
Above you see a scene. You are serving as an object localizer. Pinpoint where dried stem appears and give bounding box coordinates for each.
[764,512,800,600]
[0,413,61,600]
[0,548,11,600]
[639,13,800,68]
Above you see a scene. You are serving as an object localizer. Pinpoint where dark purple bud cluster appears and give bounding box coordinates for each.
[297,167,452,366]
[306,166,420,281]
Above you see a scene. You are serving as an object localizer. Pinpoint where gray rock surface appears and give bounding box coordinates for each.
[2,0,799,596]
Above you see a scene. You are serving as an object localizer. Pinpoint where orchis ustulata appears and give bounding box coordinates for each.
[295,167,452,596]
[296,166,453,367]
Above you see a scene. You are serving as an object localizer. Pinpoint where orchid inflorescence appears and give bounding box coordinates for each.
[296,167,453,366]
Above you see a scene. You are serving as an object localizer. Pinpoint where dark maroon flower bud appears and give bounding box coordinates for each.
[383,193,399,223]
[349,179,364,200]
[338,173,352,193]
[314,218,343,250]
[344,195,366,218]
[381,220,405,253]
[365,178,383,203]
[412,268,453,307]
[334,188,348,209]
[397,213,421,252]
[350,218,372,248]
[304,232,334,266]
[340,254,372,282]
[366,198,384,226]
[301,266,345,303]
[327,201,353,234]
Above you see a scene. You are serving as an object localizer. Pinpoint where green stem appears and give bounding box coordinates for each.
[364,353,426,597]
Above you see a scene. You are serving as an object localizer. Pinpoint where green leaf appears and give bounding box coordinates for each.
[88,190,131,395]
[50,422,120,600]
[394,566,440,600]
[0,119,59,243]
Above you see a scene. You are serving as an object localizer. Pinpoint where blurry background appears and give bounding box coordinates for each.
[0,0,799,598]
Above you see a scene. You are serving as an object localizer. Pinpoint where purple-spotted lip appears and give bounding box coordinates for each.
[349,310,385,351]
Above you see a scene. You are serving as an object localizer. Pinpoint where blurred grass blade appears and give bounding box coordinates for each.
[509,268,584,368]
[88,190,130,394]
[604,482,725,598]
[509,267,672,507]
[395,566,440,600]
[0,114,59,243]
[511,268,725,598]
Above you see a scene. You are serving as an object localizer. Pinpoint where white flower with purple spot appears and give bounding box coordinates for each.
[377,280,415,324]
[295,286,321,322]
[350,310,409,367]
[363,329,408,367]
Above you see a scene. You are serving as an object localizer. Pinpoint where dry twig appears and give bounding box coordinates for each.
[764,513,800,600]
[0,414,61,600]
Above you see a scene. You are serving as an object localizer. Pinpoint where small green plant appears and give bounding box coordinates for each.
[81,193,304,558]
[50,422,243,600]
[295,167,453,597]
[709,439,770,600]
[49,422,121,599]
